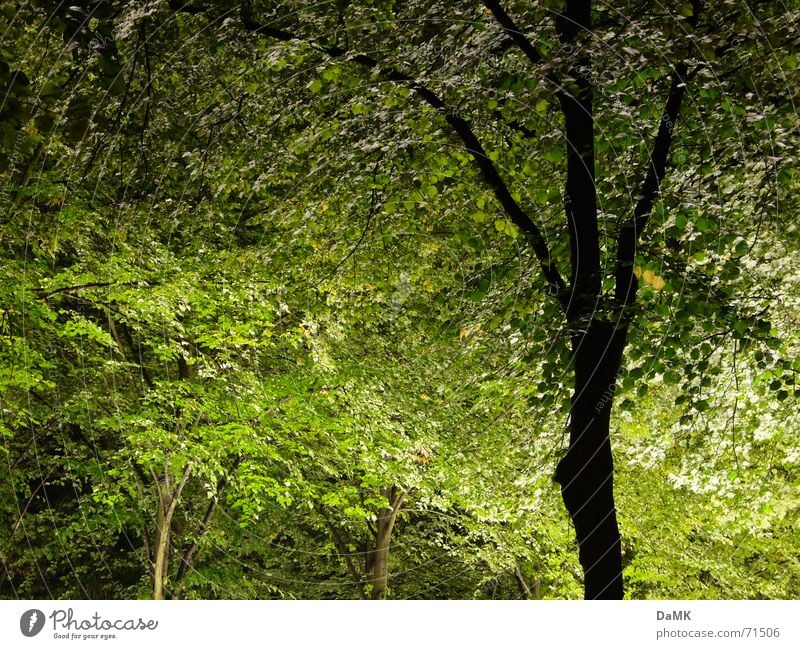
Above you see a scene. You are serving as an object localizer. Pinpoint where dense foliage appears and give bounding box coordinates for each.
[1,0,799,599]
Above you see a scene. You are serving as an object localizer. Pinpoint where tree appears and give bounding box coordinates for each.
[147,0,793,598]
[2,0,799,600]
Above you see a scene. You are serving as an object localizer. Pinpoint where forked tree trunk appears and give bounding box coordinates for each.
[151,464,192,600]
[555,320,628,599]
[369,486,404,600]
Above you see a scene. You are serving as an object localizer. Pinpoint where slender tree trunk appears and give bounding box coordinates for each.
[151,464,192,600]
[370,486,404,600]
[370,512,391,600]
[152,491,172,600]
[514,561,541,599]
[555,320,627,599]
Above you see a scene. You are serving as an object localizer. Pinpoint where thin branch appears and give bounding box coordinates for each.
[158,0,571,304]
[514,561,533,599]
[319,158,384,284]
[483,1,544,66]
[320,508,366,599]
[10,432,39,472]
[166,461,194,522]
[173,456,242,597]
[149,467,162,499]
[37,291,155,390]
[348,52,569,305]
[390,490,406,518]
[229,2,569,305]
[142,524,153,567]
[163,457,172,498]
[615,1,703,307]
[11,474,53,537]
[82,25,141,178]
[33,281,141,298]
[730,339,741,472]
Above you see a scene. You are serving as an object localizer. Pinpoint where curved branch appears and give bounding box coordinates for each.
[229,3,569,305]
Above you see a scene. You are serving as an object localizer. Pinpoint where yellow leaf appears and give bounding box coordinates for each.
[642,269,655,284]
[651,276,666,290]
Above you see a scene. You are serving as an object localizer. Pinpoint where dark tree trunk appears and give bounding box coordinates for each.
[555,320,627,599]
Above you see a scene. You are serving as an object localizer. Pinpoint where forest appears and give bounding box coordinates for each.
[1,0,799,600]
